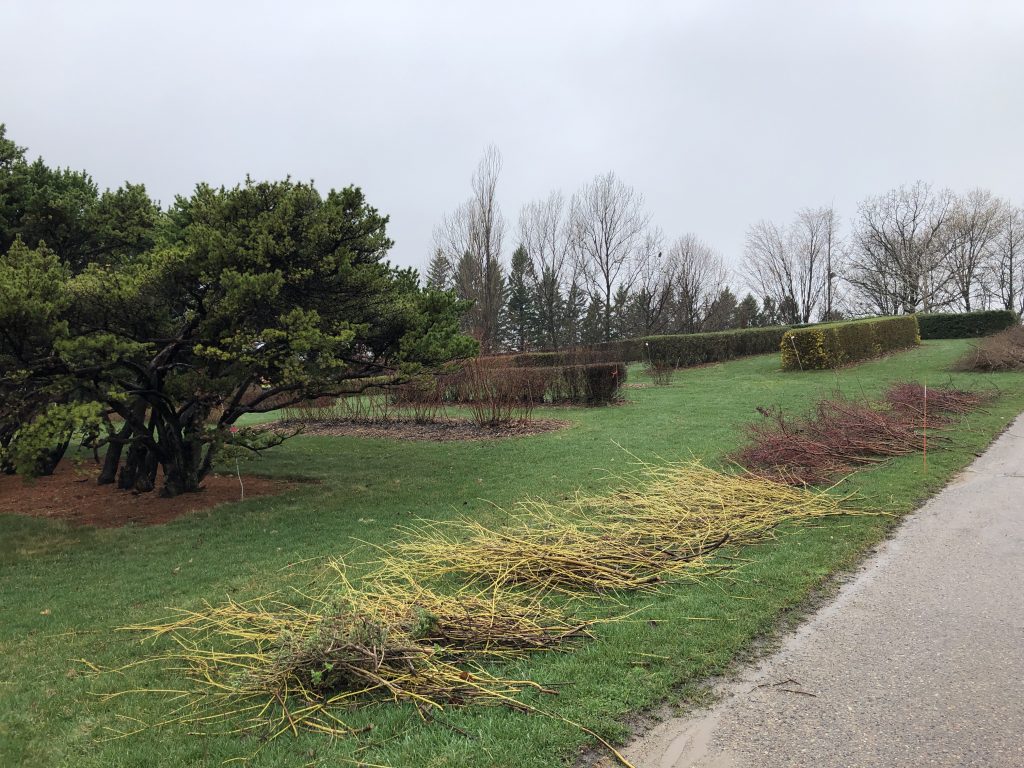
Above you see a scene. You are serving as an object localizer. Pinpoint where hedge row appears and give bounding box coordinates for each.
[633,327,790,368]
[917,310,1018,339]
[480,349,623,368]
[781,315,920,371]
[454,361,626,406]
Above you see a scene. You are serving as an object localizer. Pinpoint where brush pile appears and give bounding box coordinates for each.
[953,324,1024,372]
[114,571,577,739]
[883,381,988,418]
[107,460,862,753]
[584,459,852,542]
[735,384,985,485]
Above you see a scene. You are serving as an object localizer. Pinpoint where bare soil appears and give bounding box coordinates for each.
[275,418,570,441]
[0,462,292,528]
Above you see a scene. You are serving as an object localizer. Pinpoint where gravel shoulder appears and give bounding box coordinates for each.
[623,413,1024,768]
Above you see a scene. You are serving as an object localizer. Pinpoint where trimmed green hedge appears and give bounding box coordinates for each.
[917,310,1018,339]
[781,316,919,371]
[485,326,791,371]
[637,327,790,368]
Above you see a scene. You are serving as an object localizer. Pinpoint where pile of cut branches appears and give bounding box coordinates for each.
[952,325,1024,372]
[110,573,577,740]
[102,460,863,761]
[883,381,989,418]
[734,384,984,485]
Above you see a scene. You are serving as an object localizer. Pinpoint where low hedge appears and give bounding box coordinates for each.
[781,315,919,371]
[638,327,790,368]
[542,362,626,405]
[453,361,626,406]
[917,310,1018,339]
[480,349,625,368]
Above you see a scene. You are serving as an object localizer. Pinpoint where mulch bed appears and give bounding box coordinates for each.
[0,462,292,528]
[276,418,570,441]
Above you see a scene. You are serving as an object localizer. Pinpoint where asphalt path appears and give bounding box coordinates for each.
[624,413,1024,768]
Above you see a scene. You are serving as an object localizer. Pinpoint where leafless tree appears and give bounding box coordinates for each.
[433,145,507,351]
[518,190,573,348]
[987,204,1024,315]
[665,234,728,333]
[741,207,841,325]
[568,171,650,342]
[805,206,845,320]
[624,227,674,336]
[847,182,954,315]
[942,189,1006,312]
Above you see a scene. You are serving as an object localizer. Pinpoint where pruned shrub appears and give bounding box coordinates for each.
[542,362,626,405]
[456,361,544,427]
[780,316,919,371]
[392,378,447,424]
[952,324,1024,371]
[646,362,674,386]
[917,310,1018,339]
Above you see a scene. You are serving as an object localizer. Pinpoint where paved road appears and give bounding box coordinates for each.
[624,414,1024,768]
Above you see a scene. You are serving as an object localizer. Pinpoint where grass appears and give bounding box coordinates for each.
[1,339,1022,767]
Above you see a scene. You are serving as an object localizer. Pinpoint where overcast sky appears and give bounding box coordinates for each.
[4,0,1023,278]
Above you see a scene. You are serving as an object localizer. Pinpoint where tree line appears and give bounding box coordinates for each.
[431,149,1023,353]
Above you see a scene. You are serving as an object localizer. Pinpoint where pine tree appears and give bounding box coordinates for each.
[580,297,606,345]
[532,267,565,350]
[736,293,761,328]
[425,248,452,290]
[504,245,536,351]
[703,288,739,331]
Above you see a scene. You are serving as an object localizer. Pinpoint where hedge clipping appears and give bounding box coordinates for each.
[781,315,919,371]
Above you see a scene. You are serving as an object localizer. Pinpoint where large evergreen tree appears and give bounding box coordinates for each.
[1,129,475,496]
[504,245,536,351]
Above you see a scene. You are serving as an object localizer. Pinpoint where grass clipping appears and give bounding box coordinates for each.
[102,460,864,750]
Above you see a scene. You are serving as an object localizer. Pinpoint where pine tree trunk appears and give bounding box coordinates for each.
[160,440,203,498]
[118,442,158,492]
[98,422,132,485]
[36,437,70,476]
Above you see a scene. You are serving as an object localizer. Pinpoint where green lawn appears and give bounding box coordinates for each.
[1,339,1021,768]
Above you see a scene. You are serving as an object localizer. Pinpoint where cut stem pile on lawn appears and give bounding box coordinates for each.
[734,384,985,485]
[883,380,990,418]
[111,579,565,741]
[103,459,863,761]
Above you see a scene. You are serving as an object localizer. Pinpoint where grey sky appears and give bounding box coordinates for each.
[4,0,1023,280]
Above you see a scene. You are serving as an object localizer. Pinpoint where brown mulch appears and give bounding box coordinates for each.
[0,462,293,528]
[276,418,570,441]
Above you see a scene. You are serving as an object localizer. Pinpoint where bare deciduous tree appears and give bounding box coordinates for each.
[741,206,842,325]
[800,206,845,321]
[665,234,727,333]
[623,228,673,337]
[847,182,954,315]
[518,190,573,349]
[433,146,507,351]
[943,189,1006,312]
[568,171,650,342]
[988,205,1024,315]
